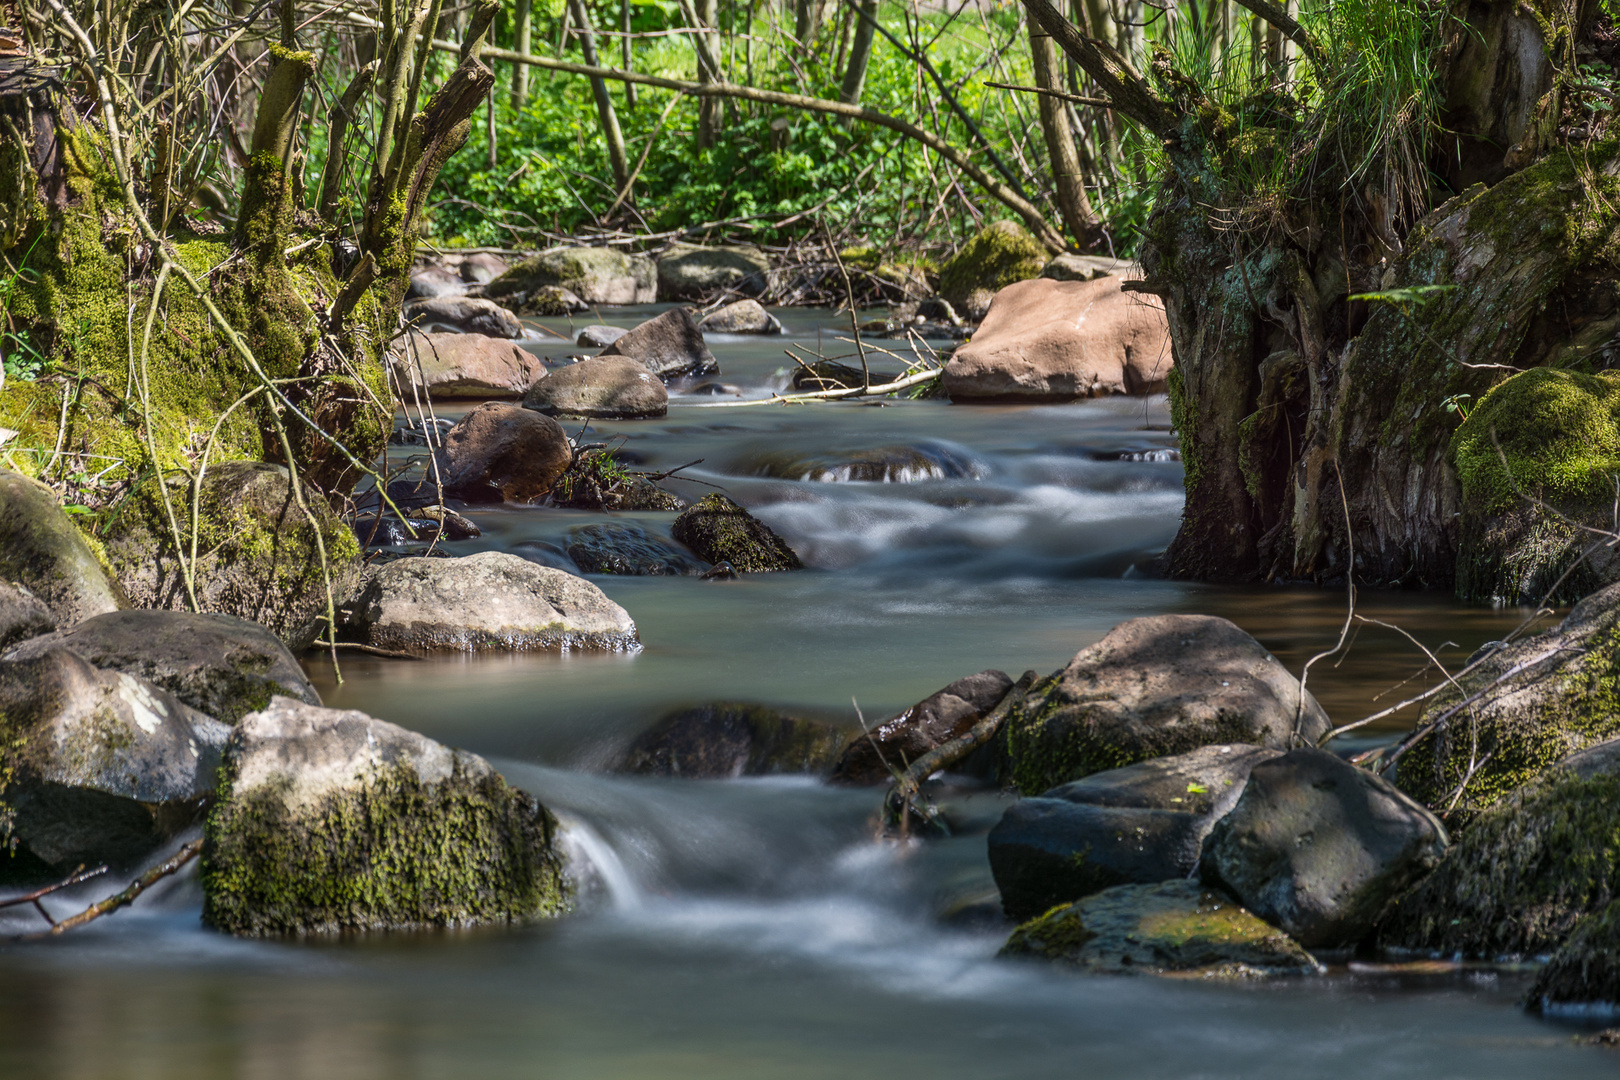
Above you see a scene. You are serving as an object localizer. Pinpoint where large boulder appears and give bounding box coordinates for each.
[577,324,629,348]
[1199,748,1448,949]
[438,402,574,504]
[671,494,804,573]
[830,670,1014,786]
[521,356,668,420]
[566,524,706,576]
[0,469,126,628]
[620,703,847,778]
[943,277,1172,402]
[1002,614,1329,795]
[1000,879,1320,978]
[486,247,658,306]
[1527,897,1620,1014]
[700,299,782,335]
[1395,583,1620,823]
[202,696,571,935]
[392,330,546,400]
[3,609,318,724]
[0,647,230,870]
[599,307,719,380]
[406,263,468,299]
[344,552,639,654]
[101,462,362,653]
[988,744,1279,921]
[403,295,523,338]
[1383,744,1620,960]
[0,581,55,652]
[458,252,509,284]
[937,221,1048,320]
[657,242,771,299]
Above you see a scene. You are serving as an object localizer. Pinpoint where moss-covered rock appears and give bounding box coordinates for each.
[202,696,571,935]
[486,246,657,305]
[1383,757,1620,959]
[937,222,1047,319]
[1394,583,1620,822]
[0,469,126,627]
[1453,368,1620,603]
[1527,896,1620,1013]
[656,242,770,300]
[619,702,847,778]
[1002,615,1329,796]
[671,494,804,573]
[1000,879,1320,977]
[101,462,361,653]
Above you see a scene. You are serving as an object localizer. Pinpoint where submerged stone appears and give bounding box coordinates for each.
[671,494,804,573]
[202,697,571,935]
[1000,879,1320,978]
[566,523,706,576]
[1527,897,1620,1015]
[621,702,847,778]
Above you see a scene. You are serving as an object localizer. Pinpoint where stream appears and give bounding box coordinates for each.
[0,306,1612,1078]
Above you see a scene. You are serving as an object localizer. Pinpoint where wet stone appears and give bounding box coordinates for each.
[566,523,708,576]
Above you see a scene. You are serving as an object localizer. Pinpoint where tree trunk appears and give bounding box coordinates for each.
[688,0,722,148]
[568,0,631,194]
[510,0,533,107]
[1029,20,1101,248]
[838,0,879,106]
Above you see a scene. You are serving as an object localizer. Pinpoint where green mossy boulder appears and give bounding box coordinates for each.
[0,469,127,627]
[486,246,657,306]
[671,494,804,573]
[937,221,1047,319]
[1000,879,1320,978]
[1002,615,1329,796]
[1527,896,1620,1013]
[1383,751,1620,959]
[1453,368,1620,604]
[1394,583,1620,822]
[202,696,572,935]
[620,702,847,778]
[100,461,362,654]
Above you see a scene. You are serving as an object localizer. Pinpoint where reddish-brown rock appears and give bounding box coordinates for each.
[439,403,573,504]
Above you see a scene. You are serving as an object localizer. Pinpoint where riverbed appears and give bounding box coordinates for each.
[0,306,1610,1078]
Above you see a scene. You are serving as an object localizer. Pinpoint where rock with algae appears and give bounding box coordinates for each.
[0,470,126,628]
[671,494,803,573]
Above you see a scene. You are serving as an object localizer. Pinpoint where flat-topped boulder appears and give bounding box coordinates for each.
[0,647,230,870]
[438,402,574,504]
[0,469,127,628]
[487,247,657,306]
[944,276,1172,402]
[1002,614,1329,795]
[599,307,718,380]
[344,551,639,654]
[403,295,523,338]
[393,330,545,399]
[202,696,572,935]
[522,356,668,419]
[657,242,770,299]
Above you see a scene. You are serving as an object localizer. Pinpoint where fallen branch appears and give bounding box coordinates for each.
[0,864,108,925]
[697,366,944,407]
[312,639,425,660]
[11,840,202,941]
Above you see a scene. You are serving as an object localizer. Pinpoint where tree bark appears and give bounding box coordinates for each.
[567,0,631,194]
[1029,20,1101,248]
[837,0,878,105]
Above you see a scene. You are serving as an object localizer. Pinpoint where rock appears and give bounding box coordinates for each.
[550,452,686,511]
[403,295,524,338]
[510,285,588,316]
[406,263,468,299]
[0,647,230,869]
[989,744,1280,921]
[915,297,963,326]
[1040,253,1141,282]
[344,551,639,654]
[751,441,979,483]
[1200,748,1447,948]
[1002,614,1329,795]
[392,330,546,399]
[831,670,1014,786]
[201,696,571,935]
[521,356,668,419]
[671,494,804,572]
[789,360,899,391]
[0,469,127,627]
[621,703,846,778]
[2,609,318,724]
[0,581,55,651]
[1383,751,1620,960]
[459,252,509,284]
[599,307,719,380]
[1527,897,1620,1013]
[577,324,629,348]
[438,402,574,504]
[1000,879,1320,977]
[943,277,1173,402]
[656,242,771,299]
[486,247,658,305]
[699,299,782,334]
[1394,583,1620,823]
[937,221,1048,319]
[566,524,707,576]
[102,462,361,653]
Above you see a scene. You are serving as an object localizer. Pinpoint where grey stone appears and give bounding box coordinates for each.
[831,670,1014,786]
[1040,253,1142,282]
[439,402,574,504]
[699,299,782,335]
[621,703,846,778]
[487,247,658,305]
[566,523,706,576]
[459,252,509,284]
[345,551,639,654]
[510,285,587,316]
[3,609,318,724]
[1003,614,1330,795]
[404,295,523,338]
[599,307,719,380]
[522,356,668,420]
[0,469,127,628]
[0,581,55,651]
[407,264,469,299]
[0,647,230,869]
[577,324,629,348]
[657,242,771,299]
[1200,748,1448,948]
[202,696,571,935]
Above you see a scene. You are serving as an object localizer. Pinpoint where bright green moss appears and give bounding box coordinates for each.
[937,221,1047,307]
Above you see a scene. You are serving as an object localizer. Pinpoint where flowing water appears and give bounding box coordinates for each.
[0,307,1610,1078]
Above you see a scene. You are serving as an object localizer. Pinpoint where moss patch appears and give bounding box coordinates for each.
[937,221,1047,310]
[670,493,803,573]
